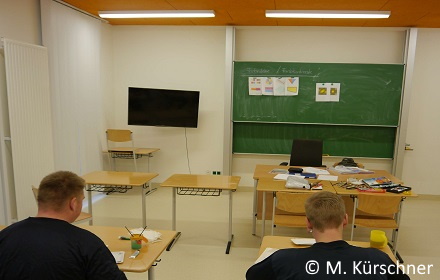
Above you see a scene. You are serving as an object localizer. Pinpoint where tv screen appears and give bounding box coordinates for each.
[128,87,200,128]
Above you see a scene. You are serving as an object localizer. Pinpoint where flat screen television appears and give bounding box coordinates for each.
[128,87,200,128]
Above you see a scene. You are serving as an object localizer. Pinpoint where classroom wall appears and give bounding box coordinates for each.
[0,0,41,224]
[108,26,226,182]
[232,26,406,186]
[401,28,440,195]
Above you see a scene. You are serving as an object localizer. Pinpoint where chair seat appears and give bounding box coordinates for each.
[354,216,398,229]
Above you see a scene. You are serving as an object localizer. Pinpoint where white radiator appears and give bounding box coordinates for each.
[3,38,55,220]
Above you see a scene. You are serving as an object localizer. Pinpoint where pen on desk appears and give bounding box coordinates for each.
[118,236,130,240]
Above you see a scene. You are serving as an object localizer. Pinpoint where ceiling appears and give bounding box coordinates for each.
[61,0,440,28]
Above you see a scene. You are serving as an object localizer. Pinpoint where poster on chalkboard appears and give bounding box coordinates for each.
[285,77,299,96]
[248,77,262,95]
[316,83,340,102]
[262,77,274,95]
[273,78,286,96]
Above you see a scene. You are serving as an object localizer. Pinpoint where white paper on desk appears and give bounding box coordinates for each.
[273,174,289,180]
[317,175,338,181]
[303,167,330,175]
[291,238,316,245]
[131,228,162,242]
[255,247,279,264]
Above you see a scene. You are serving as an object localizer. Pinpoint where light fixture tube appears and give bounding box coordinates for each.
[99,10,215,19]
[265,10,390,19]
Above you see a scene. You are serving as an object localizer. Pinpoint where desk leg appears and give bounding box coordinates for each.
[148,266,155,280]
[392,198,404,263]
[142,185,147,228]
[226,190,234,254]
[87,186,93,225]
[252,179,258,235]
[167,188,181,251]
[262,190,266,238]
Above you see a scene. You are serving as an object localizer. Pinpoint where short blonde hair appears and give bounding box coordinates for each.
[305,191,345,232]
[38,171,85,211]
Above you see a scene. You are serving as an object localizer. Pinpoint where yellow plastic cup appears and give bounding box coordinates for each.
[130,234,148,250]
[370,230,387,249]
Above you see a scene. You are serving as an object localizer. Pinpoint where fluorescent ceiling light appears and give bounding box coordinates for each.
[99,10,215,19]
[266,10,390,19]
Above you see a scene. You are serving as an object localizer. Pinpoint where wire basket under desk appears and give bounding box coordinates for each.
[177,187,222,197]
[109,152,143,159]
[86,184,133,195]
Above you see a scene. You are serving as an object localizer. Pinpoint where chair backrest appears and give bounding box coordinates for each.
[31,186,39,201]
[289,139,323,167]
[275,192,312,214]
[356,194,402,216]
[106,129,132,142]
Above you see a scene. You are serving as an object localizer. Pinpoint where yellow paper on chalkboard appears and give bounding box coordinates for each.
[316,83,340,102]
[316,83,330,102]
[285,77,299,96]
[329,83,340,102]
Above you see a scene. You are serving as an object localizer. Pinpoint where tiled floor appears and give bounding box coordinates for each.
[87,185,440,280]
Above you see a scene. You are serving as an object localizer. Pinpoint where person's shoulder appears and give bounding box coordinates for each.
[348,244,394,262]
[0,218,32,234]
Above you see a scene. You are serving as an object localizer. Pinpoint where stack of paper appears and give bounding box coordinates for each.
[329,166,373,174]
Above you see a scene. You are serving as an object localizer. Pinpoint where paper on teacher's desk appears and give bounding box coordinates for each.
[317,175,338,181]
[255,247,279,264]
[302,167,330,175]
[131,228,162,242]
[273,174,289,180]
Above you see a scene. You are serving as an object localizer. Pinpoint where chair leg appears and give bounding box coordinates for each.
[350,224,355,241]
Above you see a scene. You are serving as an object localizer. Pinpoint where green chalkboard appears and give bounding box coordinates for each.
[233,62,404,126]
[233,123,396,158]
[232,61,404,158]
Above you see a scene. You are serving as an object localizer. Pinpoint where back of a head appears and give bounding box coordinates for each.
[38,171,85,211]
[305,191,345,232]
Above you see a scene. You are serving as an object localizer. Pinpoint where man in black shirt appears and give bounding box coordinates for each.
[246,191,410,280]
[0,171,127,280]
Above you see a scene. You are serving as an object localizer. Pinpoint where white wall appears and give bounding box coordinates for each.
[109,26,226,182]
[41,0,107,175]
[0,0,41,224]
[232,27,407,186]
[402,28,440,195]
[0,0,41,45]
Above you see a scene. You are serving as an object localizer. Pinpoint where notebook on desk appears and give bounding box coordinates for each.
[111,251,125,264]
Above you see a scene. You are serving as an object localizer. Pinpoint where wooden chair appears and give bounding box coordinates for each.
[271,192,313,235]
[350,193,403,254]
[32,186,92,224]
[106,129,138,171]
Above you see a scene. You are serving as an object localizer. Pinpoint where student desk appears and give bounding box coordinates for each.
[257,177,336,237]
[106,147,160,172]
[82,171,158,227]
[160,174,241,254]
[252,164,329,235]
[0,225,176,280]
[80,225,176,280]
[257,235,397,263]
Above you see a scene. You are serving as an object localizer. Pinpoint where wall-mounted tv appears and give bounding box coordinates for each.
[128,87,200,128]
